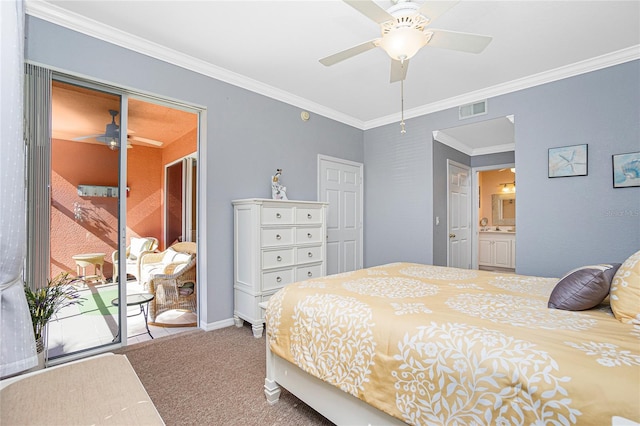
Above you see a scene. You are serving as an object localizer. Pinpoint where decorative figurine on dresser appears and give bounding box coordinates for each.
[232,198,328,337]
[271,168,288,200]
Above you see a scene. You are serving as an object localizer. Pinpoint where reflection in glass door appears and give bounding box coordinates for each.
[166,161,183,246]
[47,79,122,358]
[165,155,197,245]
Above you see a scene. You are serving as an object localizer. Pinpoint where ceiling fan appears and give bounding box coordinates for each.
[73,109,164,150]
[320,0,493,82]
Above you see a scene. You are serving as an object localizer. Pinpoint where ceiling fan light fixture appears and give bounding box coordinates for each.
[107,138,119,151]
[380,27,426,61]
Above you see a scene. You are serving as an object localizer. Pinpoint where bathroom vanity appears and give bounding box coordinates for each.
[478,231,515,269]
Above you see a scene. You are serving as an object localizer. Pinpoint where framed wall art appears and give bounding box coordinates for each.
[612,152,640,188]
[548,144,588,178]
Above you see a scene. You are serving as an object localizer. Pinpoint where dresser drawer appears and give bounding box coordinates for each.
[296,264,323,281]
[296,245,323,264]
[296,207,323,224]
[262,248,294,269]
[262,207,294,225]
[295,226,323,244]
[262,268,294,291]
[262,228,294,247]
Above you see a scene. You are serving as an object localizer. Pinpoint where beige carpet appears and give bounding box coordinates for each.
[115,325,335,425]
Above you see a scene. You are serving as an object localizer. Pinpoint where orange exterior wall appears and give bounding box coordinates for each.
[51,139,163,279]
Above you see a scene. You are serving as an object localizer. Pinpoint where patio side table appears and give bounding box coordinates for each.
[72,252,106,285]
[111,293,155,342]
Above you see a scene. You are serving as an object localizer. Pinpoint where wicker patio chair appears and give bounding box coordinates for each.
[139,242,196,289]
[147,245,197,323]
[112,237,158,283]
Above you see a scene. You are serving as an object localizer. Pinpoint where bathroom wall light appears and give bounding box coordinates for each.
[500,182,516,193]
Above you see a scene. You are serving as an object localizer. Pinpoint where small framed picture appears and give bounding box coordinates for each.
[548,144,588,178]
[612,152,640,188]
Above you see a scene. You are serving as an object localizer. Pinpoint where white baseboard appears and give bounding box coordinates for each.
[200,317,235,332]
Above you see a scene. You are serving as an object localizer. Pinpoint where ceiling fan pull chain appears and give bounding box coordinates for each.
[400,78,406,134]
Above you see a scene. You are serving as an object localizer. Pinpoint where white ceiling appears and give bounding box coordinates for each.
[436,115,514,155]
[28,1,640,151]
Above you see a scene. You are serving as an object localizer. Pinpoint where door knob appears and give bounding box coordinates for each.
[449,233,456,238]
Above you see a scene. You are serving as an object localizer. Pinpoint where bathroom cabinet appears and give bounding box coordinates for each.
[478,232,515,269]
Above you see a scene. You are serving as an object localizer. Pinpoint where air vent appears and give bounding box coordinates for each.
[459,100,488,120]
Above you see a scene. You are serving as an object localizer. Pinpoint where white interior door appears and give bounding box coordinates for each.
[448,161,471,269]
[318,155,363,275]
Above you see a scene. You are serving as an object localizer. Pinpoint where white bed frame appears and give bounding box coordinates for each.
[264,344,405,425]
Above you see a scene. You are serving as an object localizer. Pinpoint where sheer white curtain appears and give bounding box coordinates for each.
[0,0,37,378]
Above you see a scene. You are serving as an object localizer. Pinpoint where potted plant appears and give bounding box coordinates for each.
[24,272,85,357]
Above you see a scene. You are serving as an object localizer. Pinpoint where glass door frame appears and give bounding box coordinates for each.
[45,74,128,363]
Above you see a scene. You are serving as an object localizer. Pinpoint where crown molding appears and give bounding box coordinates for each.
[472,143,516,156]
[432,131,472,156]
[433,130,515,156]
[366,44,640,130]
[26,1,639,139]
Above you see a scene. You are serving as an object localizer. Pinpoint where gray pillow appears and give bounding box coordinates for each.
[548,263,621,311]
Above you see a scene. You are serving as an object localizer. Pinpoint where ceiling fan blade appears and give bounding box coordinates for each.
[390,59,410,83]
[343,0,394,24]
[320,39,380,66]
[72,134,104,141]
[128,135,164,146]
[426,29,492,54]
[418,0,459,26]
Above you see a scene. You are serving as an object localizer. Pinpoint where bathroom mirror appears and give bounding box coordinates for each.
[492,193,516,226]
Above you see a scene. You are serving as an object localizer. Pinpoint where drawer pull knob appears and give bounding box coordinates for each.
[308,252,313,258]
[307,271,313,277]
[277,256,282,262]
[276,213,281,219]
[276,276,282,283]
[307,233,312,238]
[307,213,312,219]
[276,234,281,240]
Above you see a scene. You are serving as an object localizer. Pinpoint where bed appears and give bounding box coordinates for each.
[264,260,640,425]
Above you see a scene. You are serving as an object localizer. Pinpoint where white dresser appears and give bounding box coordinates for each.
[232,198,328,337]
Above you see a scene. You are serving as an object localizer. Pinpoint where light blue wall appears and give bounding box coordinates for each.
[25,16,639,317]
[364,60,639,277]
[25,17,364,325]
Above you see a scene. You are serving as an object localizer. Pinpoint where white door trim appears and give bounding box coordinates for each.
[317,154,364,272]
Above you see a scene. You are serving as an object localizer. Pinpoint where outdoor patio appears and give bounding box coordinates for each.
[47,279,197,359]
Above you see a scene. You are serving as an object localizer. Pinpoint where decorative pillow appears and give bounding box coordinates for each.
[129,237,147,260]
[610,250,640,323]
[548,263,621,311]
[172,253,192,264]
[162,248,178,265]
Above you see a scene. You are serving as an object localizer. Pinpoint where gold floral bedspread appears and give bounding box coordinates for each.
[265,262,640,425]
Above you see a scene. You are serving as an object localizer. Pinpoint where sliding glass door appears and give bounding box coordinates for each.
[30,77,125,360]
[27,70,201,363]
[54,79,125,355]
